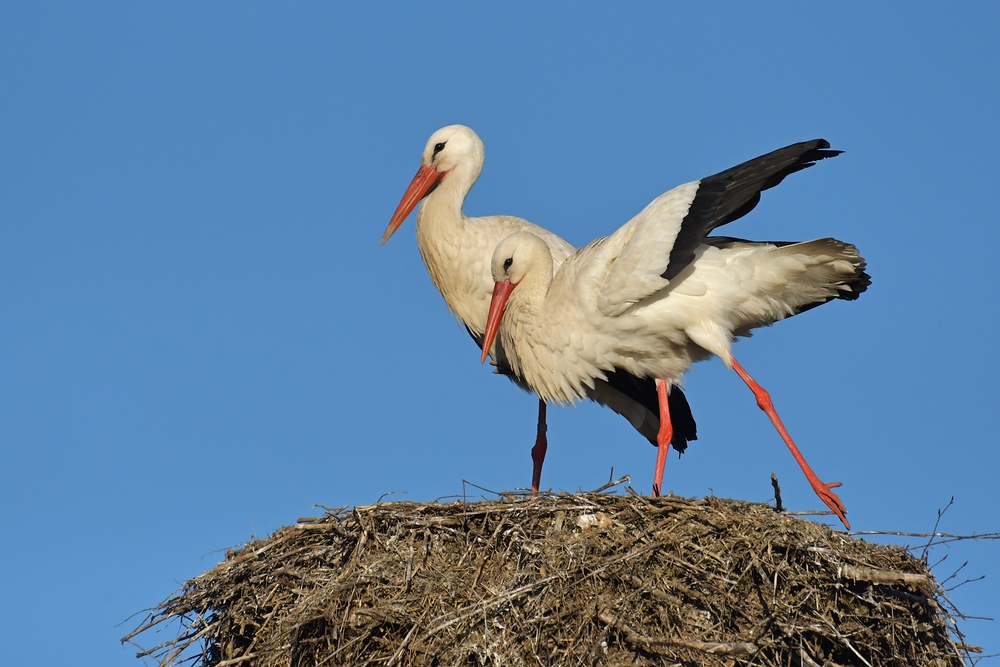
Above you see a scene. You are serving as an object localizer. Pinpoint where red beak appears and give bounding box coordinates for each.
[381,165,446,245]
[481,279,517,364]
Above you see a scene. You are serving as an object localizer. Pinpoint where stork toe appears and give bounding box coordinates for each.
[810,480,849,529]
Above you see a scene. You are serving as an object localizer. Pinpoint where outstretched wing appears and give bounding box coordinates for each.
[594,181,699,317]
[595,140,841,317]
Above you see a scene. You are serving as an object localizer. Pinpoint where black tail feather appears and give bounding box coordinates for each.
[604,368,698,454]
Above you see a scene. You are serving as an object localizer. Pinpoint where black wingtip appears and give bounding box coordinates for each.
[755,139,843,193]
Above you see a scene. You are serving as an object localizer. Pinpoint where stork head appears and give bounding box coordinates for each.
[381,125,485,245]
[481,232,553,364]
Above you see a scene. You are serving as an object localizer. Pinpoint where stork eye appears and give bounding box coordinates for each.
[503,257,513,272]
[432,142,446,157]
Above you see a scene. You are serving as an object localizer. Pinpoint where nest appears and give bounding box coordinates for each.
[126,493,973,666]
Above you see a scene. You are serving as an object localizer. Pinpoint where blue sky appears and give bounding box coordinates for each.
[2,3,999,664]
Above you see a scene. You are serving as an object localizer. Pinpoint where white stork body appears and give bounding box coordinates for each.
[481,139,868,528]
[489,233,865,406]
[382,126,696,495]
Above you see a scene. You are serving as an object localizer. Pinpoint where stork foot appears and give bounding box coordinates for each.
[808,479,850,529]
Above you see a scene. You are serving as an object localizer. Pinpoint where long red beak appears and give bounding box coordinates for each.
[381,165,445,245]
[481,279,517,364]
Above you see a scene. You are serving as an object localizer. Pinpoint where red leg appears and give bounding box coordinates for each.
[730,356,850,529]
[530,399,547,498]
[652,379,673,497]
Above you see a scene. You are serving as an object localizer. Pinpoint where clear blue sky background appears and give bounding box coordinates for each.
[2,3,998,664]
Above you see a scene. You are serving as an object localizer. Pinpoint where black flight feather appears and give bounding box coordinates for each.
[662,140,842,281]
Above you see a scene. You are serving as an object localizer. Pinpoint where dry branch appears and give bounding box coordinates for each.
[598,610,758,655]
[839,563,931,588]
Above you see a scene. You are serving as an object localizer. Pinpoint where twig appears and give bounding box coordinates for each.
[954,643,984,653]
[470,517,508,591]
[821,620,872,667]
[461,479,509,498]
[770,473,784,512]
[376,490,407,504]
[598,610,758,656]
[431,492,468,503]
[125,611,217,662]
[624,486,658,509]
[589,474,631,494]
[386,609,430,667]
[424,574,561,636]
[938,560,969,587]
[921,496,954,561]
[849,529,1000,540]
[798,647,822,667]
[214,655,258,667]
[312,503,350,516]
[880,586,937,607]
[928,553,948,572]
[838,564,930,587]
[946,574,985,592]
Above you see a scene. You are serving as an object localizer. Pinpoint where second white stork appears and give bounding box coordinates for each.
[480,139,868,529]
[381,125,696,496]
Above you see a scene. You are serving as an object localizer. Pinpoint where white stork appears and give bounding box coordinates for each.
[382,125,696,495]
[480,139,867,528]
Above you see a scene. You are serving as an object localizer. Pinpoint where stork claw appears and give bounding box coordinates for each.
[810,479,849,529]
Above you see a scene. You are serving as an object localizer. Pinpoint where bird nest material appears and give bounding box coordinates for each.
[126,493,974,666]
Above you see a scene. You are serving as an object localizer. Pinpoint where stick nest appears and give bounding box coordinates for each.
[127,493,971,666]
